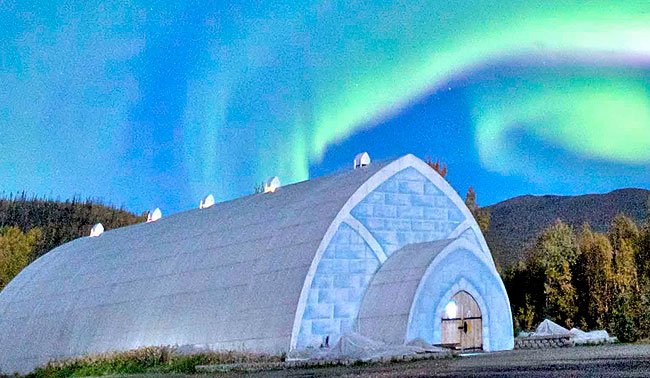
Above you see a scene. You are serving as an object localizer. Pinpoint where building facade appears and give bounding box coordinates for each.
[0,154,513,374]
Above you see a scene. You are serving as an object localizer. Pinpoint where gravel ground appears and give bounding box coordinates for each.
[114,344,650,377]
[226,344,650,377]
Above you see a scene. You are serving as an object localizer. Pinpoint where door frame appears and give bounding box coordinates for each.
[440,290,483,351]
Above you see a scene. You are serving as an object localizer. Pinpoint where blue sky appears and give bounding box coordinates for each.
[1,1,649,214]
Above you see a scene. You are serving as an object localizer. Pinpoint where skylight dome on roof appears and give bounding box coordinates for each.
[354,152,371,169]
[264,176,281,193]
[147,208,162,222]
[200,194,215,209]
[89,223,104,237]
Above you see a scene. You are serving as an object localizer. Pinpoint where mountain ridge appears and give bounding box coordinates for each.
[484,187,650,268]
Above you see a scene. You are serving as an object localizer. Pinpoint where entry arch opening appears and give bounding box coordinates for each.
[441,290,483,351]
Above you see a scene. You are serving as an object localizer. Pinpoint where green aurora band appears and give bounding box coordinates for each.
[180,0,650,201]
[472,76,650,177]
[5,1,650,211]
[302,1,650,175]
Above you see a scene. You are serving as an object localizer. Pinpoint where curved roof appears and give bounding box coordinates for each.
[0,153,510,373]
[0,158,392,374]
[357,239,457,344]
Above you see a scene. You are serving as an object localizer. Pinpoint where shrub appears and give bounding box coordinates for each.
[25,346,282,378]
[609,294,638,343]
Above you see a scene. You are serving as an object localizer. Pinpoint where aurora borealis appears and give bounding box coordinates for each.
[1,1,649,213]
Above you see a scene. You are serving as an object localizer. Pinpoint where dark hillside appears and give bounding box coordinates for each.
[485,188,650,267]
[0,193,145,259]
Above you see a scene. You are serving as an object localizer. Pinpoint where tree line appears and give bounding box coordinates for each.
[503,213,650,341]
[0,193,144,291]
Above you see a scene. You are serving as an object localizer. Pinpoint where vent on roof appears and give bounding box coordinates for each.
[89,223,104,237]
[264,176,280,193]
[147,208,162,223]
[354,152,370,169]
[200,194,215,209]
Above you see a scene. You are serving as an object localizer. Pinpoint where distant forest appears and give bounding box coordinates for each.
[504,213,650,342]
[0,192,145,258]
[0,193,144,290]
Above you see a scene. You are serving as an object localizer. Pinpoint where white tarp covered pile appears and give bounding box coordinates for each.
[535,319,571,335]
[287,334,449,362]
[569,328,616,345]
[521,319,617,345]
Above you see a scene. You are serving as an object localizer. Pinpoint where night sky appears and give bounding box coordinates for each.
[2,1,649,214]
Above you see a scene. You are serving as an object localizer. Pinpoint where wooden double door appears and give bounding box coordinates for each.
[441,291,482,350]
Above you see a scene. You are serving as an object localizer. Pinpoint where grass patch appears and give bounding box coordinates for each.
[23,346,283,378]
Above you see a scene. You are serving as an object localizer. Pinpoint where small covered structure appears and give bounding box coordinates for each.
[263,176,281,193]
[0,154,513,374]
[199,194,215,209]
[146,208,162,222]
[354,152,371,169]
[89,223,104,238]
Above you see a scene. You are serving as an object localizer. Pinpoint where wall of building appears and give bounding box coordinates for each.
[407,248,514,351]
[297,167,473,348]
[350,167,466,256]
[296,223,380,348]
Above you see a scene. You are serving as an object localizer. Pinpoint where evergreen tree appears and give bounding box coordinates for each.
[465,187,478,212]
[253,182,265,194]
[503,262,536,331]
[425,157,447,178]
[465,187,491,234]
[0,193,144,260]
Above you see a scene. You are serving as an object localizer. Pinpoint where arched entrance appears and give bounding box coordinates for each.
[441,291,482,350]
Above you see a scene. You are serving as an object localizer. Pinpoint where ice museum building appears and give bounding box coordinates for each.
[0,154,513,373]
